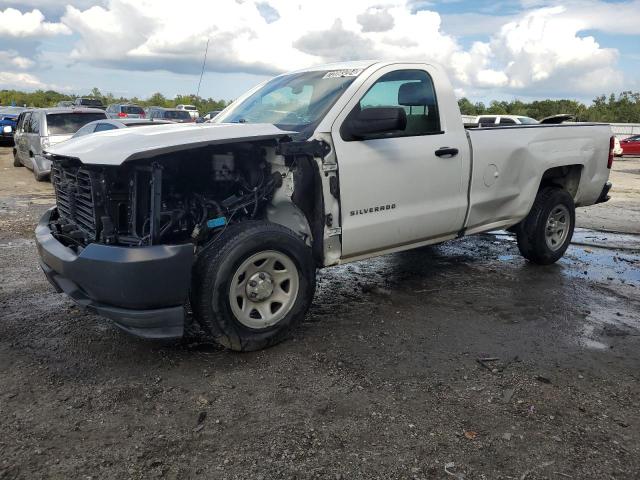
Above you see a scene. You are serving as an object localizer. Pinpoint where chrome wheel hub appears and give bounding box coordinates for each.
[228,250,300,329]
[545,204,570,251]
[245,272,274,302]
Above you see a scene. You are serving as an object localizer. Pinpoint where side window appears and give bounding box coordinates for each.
[22,113,32,133]
[31,113,41,134]
[355,69,441,138]
[95,123,117,132]
[478,116,497,126]
[16,113,26,132]
[499,117,516,125]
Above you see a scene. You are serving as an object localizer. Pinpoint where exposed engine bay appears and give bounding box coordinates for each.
[47,139,325,255]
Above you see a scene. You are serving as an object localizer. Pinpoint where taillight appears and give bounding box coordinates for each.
[117,112,127,118]
[608,136,614,169]
[140,112,145,118]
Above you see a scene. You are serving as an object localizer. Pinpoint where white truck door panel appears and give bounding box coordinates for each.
[330,64,469,258]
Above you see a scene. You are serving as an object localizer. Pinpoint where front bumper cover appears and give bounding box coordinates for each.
[36,207,194,339]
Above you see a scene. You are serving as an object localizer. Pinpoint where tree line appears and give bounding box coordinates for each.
[2,87,640,123]
[0,87,228,115]
[458,91,640,123]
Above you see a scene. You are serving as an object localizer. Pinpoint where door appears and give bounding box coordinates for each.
[28,112,42,157]
[331,65,469,257]
[15,112,31,164]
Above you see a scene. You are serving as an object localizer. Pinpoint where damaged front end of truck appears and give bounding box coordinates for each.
[35,124,338,340]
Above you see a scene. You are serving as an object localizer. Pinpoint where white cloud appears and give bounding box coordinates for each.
[486,6,623,92]
[0,7,70,37]
[0,50,35,69]
[518,0,640,36]
[56,0,632,97]
[1,0,636,98]
[357,7,395,33]
[0,71,46,89]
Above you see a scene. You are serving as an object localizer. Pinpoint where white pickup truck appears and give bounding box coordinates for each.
[37,61,613,351]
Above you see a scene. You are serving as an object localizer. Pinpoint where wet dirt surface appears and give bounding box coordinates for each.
[1,147,639,479]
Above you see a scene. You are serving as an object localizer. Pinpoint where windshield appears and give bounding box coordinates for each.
[518,117,539,125]
[122,105,145,115]
[79,99,103,107]
[47,113,107,135]
[163,110,191,120]
[215,70,359,136]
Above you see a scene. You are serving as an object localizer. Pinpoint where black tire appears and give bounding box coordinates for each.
[13,150,22,167]
[515,186,575,265]
[191,221,316,352]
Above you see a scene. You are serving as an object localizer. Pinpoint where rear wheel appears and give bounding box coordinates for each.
[191,221,316,352]
[515,187,575,265]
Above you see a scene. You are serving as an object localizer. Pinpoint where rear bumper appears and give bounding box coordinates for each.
[36,207,194,339]
[595,181,612,204]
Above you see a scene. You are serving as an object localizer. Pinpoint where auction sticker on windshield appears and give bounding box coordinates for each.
[323,69,363,79]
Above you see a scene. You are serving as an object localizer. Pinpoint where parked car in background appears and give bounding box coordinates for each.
[620,134,640,156]
[13,108,107,180]
[72,118,173,138]
[56,101,74,108]
[176,104,199,119]
[474,115,540,126]
[0,106,26,145]
[105,104,146,119]
[147,107,194,123]
[73,98,105,110]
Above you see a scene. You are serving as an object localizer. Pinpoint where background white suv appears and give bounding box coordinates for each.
[176,104,199,120]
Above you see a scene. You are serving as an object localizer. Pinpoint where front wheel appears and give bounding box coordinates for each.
[515,187,575,265]
[191,221,316,352]
[13,150,22,167]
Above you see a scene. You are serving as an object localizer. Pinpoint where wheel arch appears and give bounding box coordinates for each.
[539,164,583,200]
[276,153,326,267]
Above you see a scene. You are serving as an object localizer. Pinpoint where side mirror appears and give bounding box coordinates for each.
[343,107,407,140]
[195,117,205,123]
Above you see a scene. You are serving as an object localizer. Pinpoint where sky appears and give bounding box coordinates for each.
[0,0,639,104]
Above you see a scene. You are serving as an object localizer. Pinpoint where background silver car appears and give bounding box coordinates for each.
[105,103,146,119]
[72,118,173,138]
[12,108,107,181]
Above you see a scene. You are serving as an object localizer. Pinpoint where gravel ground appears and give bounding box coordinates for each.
[1,147,639,479]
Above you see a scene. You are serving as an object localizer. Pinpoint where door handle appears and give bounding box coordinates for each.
[435,147,459,158]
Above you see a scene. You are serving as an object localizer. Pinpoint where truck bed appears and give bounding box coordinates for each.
[463,123,612,235]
